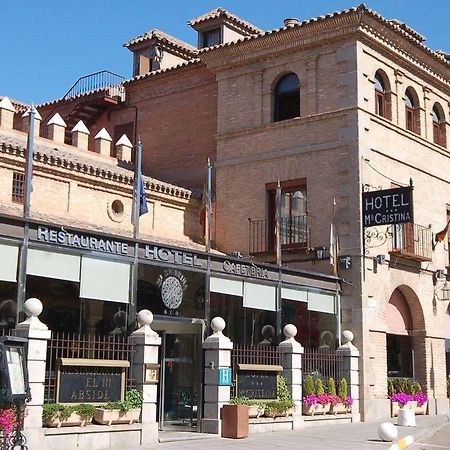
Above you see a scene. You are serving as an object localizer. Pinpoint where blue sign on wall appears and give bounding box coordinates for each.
[218,368,233,386]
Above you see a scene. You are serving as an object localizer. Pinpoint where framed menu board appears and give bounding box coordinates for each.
[0,336,30,403]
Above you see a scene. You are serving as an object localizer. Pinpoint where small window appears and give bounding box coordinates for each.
[273,73,300,122]
[11,172,25,204]
[404,88,420,134]
[374,71,391,119]
[201,28,221,48]
[432,104,446,148]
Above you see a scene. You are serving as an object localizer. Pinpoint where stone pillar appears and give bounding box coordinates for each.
[22,107,42,137]
[202,317,233,435]
[115,134,133,162]
[337,330,361,423]
[278,324,304,428]
[94,128,112,156]
[72,120,90,150]
[47,113,67,144]
[0,96,16,129]
[129,310,161,445]
[13,298,51,449]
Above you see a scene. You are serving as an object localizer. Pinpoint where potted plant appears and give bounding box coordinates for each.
[302,376,330,415]
[264,400,294,418]
[221,402,249,439]
[43,403,96,428]
[277,375,295,416]
[94,389,143,425]
[390,392,415,426]
[329,377,346,414]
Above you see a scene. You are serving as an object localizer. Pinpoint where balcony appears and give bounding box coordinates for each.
[248,215,308,255]
[389,222,432,262]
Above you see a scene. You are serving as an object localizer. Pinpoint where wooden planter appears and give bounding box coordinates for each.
[330,402,351,415]
[221,404,248,439]
[93,408,140,426]
[302,403,330,416]
[45,412,92,428]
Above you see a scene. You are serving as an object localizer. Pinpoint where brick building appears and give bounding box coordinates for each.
[2,4,450,424]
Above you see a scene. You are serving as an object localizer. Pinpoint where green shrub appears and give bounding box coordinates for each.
[411,382,422,394]
[42,403,95,422]
[264,400,294,416]
[447,380,450,398]
[229,396,250,405]
[387,379,394,397]
[338,378,348,401]
[327,377,336,395]
[304,374,315,396]
[401,378,412,395]
[104,388,143,413]
[75,404,96,418]
[392,378,403,394]
[277,375,292,402]
[315,378,325,396]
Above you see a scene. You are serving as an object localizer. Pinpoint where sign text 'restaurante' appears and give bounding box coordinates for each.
[37,226,128,255]
[362,186,413,228]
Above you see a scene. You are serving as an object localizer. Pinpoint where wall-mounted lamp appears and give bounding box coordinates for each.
[376,254,386,265]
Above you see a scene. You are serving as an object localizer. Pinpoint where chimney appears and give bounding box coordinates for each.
[115,134,133,162]
[22,107,42,137]
[283,18,300,27]
[94,128,112,156]
[47,113,67,144]
[71,120,90,150]
[0,97,16,129]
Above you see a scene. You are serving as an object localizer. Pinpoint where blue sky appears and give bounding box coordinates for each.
[2,1,448,105]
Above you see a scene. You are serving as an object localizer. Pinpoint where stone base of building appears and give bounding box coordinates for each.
[42,422,158,450]
[428,398,450,416]
[364,398,391,422]
[201,418,221,435]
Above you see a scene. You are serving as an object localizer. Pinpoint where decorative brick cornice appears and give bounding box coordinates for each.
[0,136,198,201]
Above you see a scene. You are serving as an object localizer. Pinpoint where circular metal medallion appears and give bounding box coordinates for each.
[160,276,183,309]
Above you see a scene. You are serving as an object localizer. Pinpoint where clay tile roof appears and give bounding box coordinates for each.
[188,7,262,34]
[196,4,450,70]
[124,28,198,55]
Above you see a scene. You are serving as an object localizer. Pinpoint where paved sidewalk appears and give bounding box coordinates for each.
[115,415,449,450]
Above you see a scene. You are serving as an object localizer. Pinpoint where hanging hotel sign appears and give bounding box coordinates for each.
[362,186,413,228]
[36,226,129,255]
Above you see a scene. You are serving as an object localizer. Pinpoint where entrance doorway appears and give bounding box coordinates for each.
[153,320,202,432]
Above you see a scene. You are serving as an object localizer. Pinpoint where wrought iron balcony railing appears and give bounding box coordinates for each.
[248,215,308,255]
[389,222,432,262]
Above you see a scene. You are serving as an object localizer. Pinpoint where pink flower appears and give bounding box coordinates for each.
[344,396,353,406]
[303,395,319,406]
[0,408,17,439]
[390,393,412,407]
[413,392,428,407]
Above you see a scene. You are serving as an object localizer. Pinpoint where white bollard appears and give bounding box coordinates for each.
[378,422,398,442]
[398,409,416,427]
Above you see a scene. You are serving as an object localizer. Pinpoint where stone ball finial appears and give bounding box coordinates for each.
[211,317,225,333]
[283,324,297,339]
[23,298,43,318]
[137,309,153,327]
[342,330,354,344]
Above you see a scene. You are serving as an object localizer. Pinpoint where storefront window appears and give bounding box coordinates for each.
[137,264,205,319]
[81,299,128,336]
[26,275,80,333]
[0,282,17,334]
[210,292,276,345]
[281,300,337,349]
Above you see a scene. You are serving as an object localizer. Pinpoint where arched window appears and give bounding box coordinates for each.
[273,73,300,122]
[432,103,446,147]
[374,71,391,119]
[404,88,420,134]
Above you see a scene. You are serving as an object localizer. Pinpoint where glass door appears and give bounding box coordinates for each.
[158,330,201,432]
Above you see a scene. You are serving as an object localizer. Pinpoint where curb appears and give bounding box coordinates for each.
[388,435,414,450]
[411,414,450,443]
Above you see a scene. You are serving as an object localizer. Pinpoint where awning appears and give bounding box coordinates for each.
[210,276,243,296]
[27,249,81,282]
[0,243,19,282]
[243,282,276,311]
[80,256,130,303]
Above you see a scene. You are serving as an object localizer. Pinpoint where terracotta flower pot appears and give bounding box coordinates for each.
[93,408,140,426]
[45,412,92,428]
[221,404,248,439]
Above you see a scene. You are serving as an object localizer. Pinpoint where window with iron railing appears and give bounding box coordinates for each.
[390,222,432,262]
[11,172,25,204]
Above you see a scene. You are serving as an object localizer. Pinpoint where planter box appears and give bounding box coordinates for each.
[330,403,351,415]
[414,401,428,415]
[248,405,264,418]
[93,408,141,426]
[44,412,92,428]
[302,403,331,416]
[221,404,249,439]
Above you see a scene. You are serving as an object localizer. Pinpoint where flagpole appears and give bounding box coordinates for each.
[331,198,342,346]
[16,105,36,323]
[130,140,143,331]
[205,159,212,335]
[275,181,282,339]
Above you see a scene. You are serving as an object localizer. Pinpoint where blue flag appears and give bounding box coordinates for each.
[138,172,148,217]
